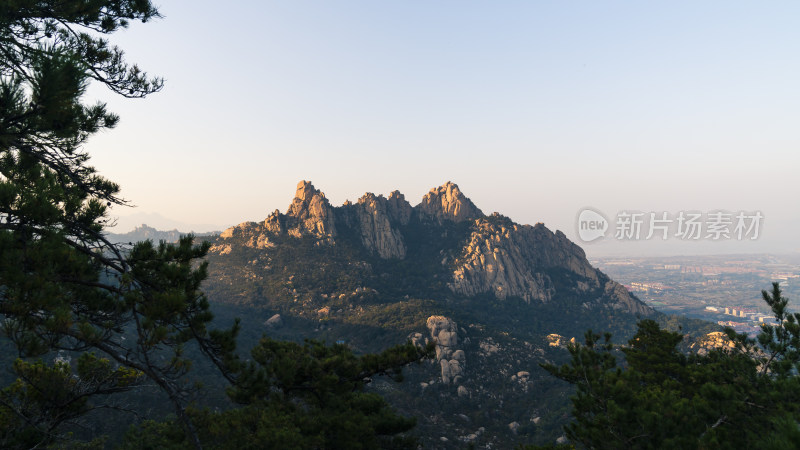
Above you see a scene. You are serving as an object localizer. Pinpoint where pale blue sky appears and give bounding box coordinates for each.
[85,1,800,255]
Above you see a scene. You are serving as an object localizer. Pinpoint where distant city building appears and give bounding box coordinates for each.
[760,317,780,325]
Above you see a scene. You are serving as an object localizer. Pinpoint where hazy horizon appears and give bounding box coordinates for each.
[88,1,798,257]
[108,178,798,258]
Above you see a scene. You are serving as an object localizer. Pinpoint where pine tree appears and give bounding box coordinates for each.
[121,339,434,449]
[0,3,238,448]
[538,283,800,449]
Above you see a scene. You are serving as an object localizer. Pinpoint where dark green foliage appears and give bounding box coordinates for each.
[655,313,720,348]
[0,0,162,99]
[122,339,434,449]
[752,282,800,378]
[231,338,432,401]
[0,3,243,447]
[540,283,800,449]
[0,354,140,449]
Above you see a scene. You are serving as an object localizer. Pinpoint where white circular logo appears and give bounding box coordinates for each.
[577,208,609,242]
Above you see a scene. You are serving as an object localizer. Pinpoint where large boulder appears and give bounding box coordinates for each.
[426,316,466,384]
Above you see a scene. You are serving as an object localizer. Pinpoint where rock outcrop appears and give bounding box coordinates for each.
[426,316,466,384]
[603,278,652,316]
[416,181,483,224]
[546,334,575,348]
[386,190,413,225]
[351,193,407,259]
[285,180,336,239]
[690,331,736,356]
[448,213,648,314]
[264,314,283,328]
[450,214,593,302]
[263,209,284,234]
[216,181,336,249]
[218,221,275,249]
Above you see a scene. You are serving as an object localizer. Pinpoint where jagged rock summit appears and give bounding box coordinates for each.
[213,180,652,316]
[417,181,483,224]
[218,180,479,254]
[336,192,410,259]
[285,180,337,238]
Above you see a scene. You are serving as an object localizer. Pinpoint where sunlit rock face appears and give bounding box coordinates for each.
[447,213,651,314]
[217,221,274,249]
[285,180,337,239]
[416,181,484,224]
[216,181,336,249]
[213,180,652,317]
[450,214,596,303]
[342,192,408,259]
[691,331,737,356]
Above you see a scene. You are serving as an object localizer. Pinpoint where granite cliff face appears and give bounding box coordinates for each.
[217,181,419,256]
[386,190,413,225]
[214,181,336,250]
[450,213,611,303]
[285,180,337,239]
[340,192,408,259]
[446,212,650,314]
[417,181,483,224]
[213,180,652,317]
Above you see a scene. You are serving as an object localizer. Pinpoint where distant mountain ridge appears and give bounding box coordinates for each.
[212,180,650,315]
[106,224,219,244]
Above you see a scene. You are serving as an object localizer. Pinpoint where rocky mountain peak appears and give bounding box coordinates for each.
[263,209,283,233]
[351,192,407,259]
[356,192,379,206]
[417,181,484,223]
[293,180,321,202]
[285,180,336,238]
[386,190,412,225]
[212,179,651,317]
